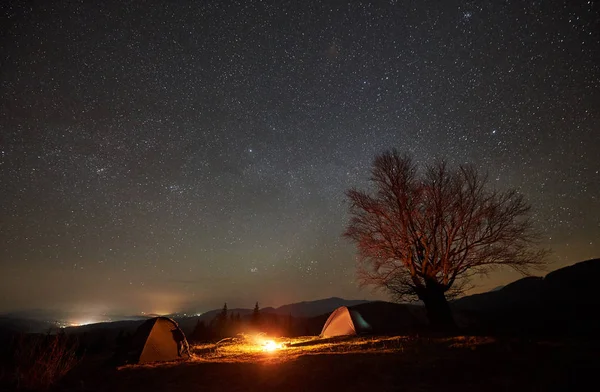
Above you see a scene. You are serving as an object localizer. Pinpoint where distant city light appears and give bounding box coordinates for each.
[70,320,98,327]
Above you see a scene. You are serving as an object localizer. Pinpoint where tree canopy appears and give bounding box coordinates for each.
[344,150,548,328]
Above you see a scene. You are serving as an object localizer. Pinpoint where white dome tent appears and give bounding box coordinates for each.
[320,306,372,338]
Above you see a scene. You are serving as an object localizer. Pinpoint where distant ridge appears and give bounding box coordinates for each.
[453,258,600,311]
[8,259,598,337]
[175,297,371,333]
[0,316,59,334]
[453,258,600,335]
[268,297,370,318]
[0,297,373,335]
[452,276,544,312]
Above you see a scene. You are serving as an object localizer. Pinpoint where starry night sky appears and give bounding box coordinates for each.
[1,1,599,318]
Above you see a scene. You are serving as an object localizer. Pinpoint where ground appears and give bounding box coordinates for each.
[57,335,598,392]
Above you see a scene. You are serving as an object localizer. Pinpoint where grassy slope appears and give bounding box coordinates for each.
[58,335,599,392]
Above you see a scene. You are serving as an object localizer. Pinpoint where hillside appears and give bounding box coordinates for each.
[0,297,374,338]
[176,297,371,334]
[453,258,600,335]
[57,335,598,392]
[0,316,59,334]
[268,297,370,317]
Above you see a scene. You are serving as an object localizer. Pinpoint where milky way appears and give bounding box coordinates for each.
[1,1,598,316]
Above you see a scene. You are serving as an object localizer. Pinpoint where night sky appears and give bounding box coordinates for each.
[1,1,599,320]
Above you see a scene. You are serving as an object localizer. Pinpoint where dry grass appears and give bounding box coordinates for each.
[118,333,420,368]
[119,334,570,370]
[60,334,597,392]
[184,334,497,364]
[12,333,82,390]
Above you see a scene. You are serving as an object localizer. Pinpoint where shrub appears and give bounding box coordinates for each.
[13,332,82,390]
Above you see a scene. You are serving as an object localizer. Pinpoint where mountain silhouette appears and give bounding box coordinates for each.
[453,258,600,335]
[175,297,370,334]
[269,297,370,317]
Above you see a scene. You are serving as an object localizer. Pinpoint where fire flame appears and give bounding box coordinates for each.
[262,340,281,352]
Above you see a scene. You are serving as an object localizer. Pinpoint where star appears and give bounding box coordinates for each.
[0,0,597,315]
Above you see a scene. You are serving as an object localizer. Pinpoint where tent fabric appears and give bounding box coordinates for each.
[129,317,190,364]
[320,306,371,338]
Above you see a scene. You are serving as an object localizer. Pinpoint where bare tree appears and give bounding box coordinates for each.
[344,150,548,329]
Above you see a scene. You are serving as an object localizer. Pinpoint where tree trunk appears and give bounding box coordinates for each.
[418,280,457,332]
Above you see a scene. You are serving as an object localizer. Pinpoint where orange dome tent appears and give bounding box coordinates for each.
[127,317,190,364]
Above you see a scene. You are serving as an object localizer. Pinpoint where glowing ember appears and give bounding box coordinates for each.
[262,340,281,352]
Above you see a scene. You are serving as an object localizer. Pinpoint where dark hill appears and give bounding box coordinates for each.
[270,297,370,318]
[452,276,544,312]
[176,298,370,335]
[453,258,600,336]
[0,316,59,334]
[543,257,599,307]
[301,301,428,336]
[350,301,428,334]
[44,298,373,337]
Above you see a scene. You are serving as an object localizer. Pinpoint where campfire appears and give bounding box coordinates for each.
[261,339,283,352]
